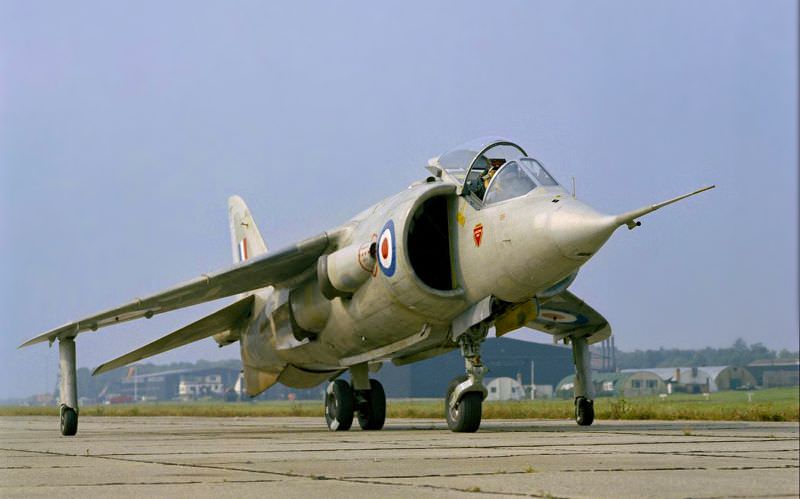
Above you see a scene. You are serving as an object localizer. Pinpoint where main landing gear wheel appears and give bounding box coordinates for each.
[575,396,594,426]
[445,376,482,433]
[325,379,354,431]
[60,406,78,436]
[357,379,386,431]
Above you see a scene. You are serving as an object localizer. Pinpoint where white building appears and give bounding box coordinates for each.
[178,374,224,400]
[486,377,525,401]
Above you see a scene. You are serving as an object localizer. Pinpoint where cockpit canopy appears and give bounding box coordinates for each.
[428,137,560,206]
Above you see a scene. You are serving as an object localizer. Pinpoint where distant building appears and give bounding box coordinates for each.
[178,374,225,400]
[101,367,240,402]
[557,371,665,398]
[624,366,760,393]
[747,359,800,388]
[702,366,757,391]
[637,367,714,394]
[486,377,525,401]
[371,337,573,399]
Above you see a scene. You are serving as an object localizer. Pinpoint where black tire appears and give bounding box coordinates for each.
[575,396,595,426]
[445,376,482,433]
[325,379,354,431]
[60,406,78,436]
[357,379,386,431]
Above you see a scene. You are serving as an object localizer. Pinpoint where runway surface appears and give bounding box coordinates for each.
[1,416,798,498]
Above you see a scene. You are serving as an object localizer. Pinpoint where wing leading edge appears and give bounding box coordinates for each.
[20,233,330,348]
[92,294,255,376]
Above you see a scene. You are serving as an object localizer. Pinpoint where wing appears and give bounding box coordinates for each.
[20,233,330,347]
[527,290,611,344]
[92,295,254,375]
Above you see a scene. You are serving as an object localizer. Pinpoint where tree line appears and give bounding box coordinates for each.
[615,338,798,369]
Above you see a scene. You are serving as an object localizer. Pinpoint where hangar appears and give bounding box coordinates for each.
[373,337,573,399]
[557,371,665,398]
[703,366,758,391]
[747,359,799,388]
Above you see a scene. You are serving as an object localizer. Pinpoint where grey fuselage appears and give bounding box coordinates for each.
[238,175,613,396]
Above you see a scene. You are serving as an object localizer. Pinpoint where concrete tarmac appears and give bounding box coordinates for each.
[1,416,798,498]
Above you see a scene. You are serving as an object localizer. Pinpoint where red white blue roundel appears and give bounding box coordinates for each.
[378,220,396,277]
[538,309,577,323]
[537,309,588,325]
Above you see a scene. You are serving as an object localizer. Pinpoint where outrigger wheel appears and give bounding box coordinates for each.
[575,396,594,426]
[325,379,354,431]
[445,375,482,433]
[60,405,78,436]
[356,379,386,430]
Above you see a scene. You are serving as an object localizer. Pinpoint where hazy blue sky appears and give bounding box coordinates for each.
[1,1,797,399]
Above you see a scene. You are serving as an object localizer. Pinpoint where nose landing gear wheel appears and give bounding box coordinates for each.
[575,396,594,426]
[357,379,386,430]
[60,406,78,436]
[325,379,354,431]
[445,376,482,433]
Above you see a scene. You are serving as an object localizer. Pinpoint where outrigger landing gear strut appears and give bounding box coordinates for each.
[58,337,79,436]
[571,335,595,426]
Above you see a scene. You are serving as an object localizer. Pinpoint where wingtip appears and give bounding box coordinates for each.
[18,337,44,349]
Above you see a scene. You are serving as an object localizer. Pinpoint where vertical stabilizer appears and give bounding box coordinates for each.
[228,196,268,264]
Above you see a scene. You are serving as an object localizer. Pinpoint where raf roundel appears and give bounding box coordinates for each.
[377,220,396,277]
[537,309,588,326]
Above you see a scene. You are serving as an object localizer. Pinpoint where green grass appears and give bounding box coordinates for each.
[2,387,797,421]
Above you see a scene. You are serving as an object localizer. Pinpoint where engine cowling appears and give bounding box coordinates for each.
[289,279,330,333]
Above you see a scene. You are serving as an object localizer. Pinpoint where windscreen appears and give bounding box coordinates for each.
[484,161,537,204]
[520,158,558,186]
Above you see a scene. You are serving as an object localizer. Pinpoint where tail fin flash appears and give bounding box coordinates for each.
[228,196,268,263]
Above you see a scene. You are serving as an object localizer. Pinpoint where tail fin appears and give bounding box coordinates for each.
[228,195,268,263]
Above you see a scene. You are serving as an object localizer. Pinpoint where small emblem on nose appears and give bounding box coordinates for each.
[473,223,484,247]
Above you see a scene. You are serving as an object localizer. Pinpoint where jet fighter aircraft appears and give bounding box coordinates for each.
[21,137,714,435]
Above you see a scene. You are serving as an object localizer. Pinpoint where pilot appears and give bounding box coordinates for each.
[466,156,489,198]
[481,158,505,192]
[468,157,504,199]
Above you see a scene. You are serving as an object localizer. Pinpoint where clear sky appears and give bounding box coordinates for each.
[1,1,797,399]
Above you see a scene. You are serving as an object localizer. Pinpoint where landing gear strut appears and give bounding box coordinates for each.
[445,325,488,433]
[58,337,79,436]
[571,335,595,426]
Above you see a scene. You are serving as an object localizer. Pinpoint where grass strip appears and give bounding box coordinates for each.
[2,387,797,421]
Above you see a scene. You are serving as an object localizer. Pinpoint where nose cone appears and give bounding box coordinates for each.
[548,201,618,260]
